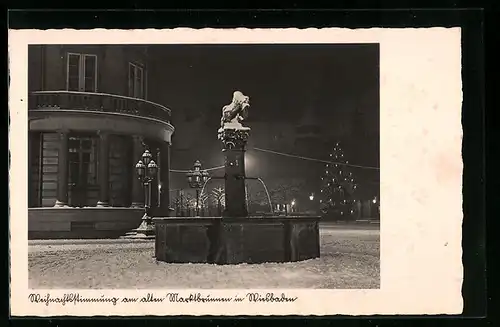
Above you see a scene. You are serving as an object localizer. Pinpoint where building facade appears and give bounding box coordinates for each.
[28,45,175,239]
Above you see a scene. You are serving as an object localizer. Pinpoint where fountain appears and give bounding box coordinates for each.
[153,91,321,264]
[200,176,273,214]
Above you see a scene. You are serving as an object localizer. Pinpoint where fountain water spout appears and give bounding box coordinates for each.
[256,178,273,214]
[200,177,213,198]
[201,176,273,215]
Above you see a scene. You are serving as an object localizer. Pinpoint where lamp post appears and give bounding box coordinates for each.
[133,149,158,236]
[186,160,210,217]
[309,193,315,213]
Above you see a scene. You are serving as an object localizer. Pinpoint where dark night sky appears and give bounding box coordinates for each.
[146,44,380,196]
[149,44,378,126]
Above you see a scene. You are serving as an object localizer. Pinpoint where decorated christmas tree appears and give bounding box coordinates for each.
[319,141,358,220]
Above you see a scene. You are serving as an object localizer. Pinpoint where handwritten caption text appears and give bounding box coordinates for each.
[28,292,298,306]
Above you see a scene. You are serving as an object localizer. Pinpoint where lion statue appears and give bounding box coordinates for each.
[220,91,250,129]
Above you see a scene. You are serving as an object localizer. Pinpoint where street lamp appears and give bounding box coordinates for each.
[186,160,210,216]
[309,193,314,201]
[134,149,158,236]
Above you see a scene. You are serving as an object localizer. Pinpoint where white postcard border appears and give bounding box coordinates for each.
[9,27,463,316]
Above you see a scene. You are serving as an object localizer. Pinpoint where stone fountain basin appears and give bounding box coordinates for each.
[153,216,320,265]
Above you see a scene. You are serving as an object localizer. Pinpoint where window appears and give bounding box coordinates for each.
[66,53,98,92]
[68,135,99,207]
[69,135,98,186]
[128,62,145,99]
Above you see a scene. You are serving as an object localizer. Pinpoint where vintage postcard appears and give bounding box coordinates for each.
[9,28,463,316]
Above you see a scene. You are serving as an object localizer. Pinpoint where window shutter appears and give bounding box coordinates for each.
[128,63,135,97]
[136,66,143,99]
[83,55,97,92]
[67,54,80,91]
[128,62,146,99]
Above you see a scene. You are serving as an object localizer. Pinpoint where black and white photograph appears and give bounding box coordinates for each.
[26,43,380,289]
[9,28,463,316]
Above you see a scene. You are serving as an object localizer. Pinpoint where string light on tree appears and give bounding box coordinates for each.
[319,141,359,220]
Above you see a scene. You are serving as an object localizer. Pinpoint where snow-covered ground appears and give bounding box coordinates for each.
[28,224,380,289]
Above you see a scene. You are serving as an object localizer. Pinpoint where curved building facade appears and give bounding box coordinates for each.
[27,45,175,239]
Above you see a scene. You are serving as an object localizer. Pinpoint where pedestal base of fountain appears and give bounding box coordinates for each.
[153,216,320,264]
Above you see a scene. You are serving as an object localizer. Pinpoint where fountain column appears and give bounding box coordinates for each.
[153,90,320,264]
[219,128,249,217]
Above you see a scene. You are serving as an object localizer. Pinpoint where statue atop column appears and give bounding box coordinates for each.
[218,91,251,217]
[219,91,251,133]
